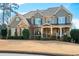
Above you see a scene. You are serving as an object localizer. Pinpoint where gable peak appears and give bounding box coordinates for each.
[60,5,64,8]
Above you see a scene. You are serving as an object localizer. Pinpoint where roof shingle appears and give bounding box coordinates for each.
[23,7,59,18]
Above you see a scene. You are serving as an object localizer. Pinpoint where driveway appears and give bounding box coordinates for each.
[0,40,79,55]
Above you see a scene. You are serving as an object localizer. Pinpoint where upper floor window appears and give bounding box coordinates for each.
[51,18,58,24]
[47,18,51,24]
[58,17,65,24]
[66,16,71,24]
[35,17,42,26]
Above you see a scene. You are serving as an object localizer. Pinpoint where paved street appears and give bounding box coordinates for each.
[0,40,79,55]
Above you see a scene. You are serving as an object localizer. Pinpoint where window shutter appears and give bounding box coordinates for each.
[41,18,42,25]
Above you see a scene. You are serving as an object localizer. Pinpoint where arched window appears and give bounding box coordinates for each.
[34,17,42,26]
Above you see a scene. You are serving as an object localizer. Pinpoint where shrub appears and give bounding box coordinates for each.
[50,35,58,40]
[7,36,23,40]
[62,35,71,42]
[22,29,30,39]
[35,35,41,40]
[1,28,7,39]
[70,29,79,43]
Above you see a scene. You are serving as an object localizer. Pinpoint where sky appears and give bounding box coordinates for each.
[16,3,79,29]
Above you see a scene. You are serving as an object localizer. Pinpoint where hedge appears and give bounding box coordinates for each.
[22,29,30,39]
[1,28,7,39]
[70,29,79,43]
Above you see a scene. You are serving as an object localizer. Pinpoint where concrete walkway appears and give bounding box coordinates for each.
[0,40,79,55]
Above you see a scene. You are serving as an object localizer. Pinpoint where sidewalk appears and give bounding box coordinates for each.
[0,40,79,55]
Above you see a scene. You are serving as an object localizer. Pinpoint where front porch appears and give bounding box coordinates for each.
[40,25,70,39]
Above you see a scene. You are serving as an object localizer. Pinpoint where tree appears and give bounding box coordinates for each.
[0,3,19,25]
[8,29,11,36]
[1,28,7,39]
[0,3,19,38]
[70,29,79,43]
[22,29,30,39]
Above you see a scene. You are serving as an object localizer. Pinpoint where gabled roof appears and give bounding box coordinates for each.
[44,7,59,16]
[9,16,21,28]
[23,6,72,18]
[23,7,59,18]
[9,13,29,28]
[54,5,72,15]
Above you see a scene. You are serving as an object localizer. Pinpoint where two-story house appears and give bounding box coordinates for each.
[8,5,72,39]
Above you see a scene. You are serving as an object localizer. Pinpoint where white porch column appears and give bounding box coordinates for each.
[41,28,43,38]
[60,27,62,38]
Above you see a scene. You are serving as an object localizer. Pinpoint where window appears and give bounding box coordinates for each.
[35,17,42,26]
[58,17,65,24]
[42,19,45,24]
[11,28,15,36]
[66,17,70,24]
[51,18,57,24]
[47,18,51,24]
[16,17,20,21]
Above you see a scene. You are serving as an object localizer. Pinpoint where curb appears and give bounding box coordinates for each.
[0,50,75,56]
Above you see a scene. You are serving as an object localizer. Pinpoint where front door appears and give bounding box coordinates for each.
[43,28,51,38]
